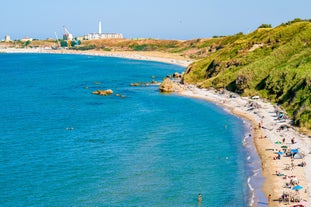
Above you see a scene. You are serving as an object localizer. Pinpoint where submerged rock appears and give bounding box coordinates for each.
[116,94,126,98]
[130,82,150,87]
[159,78,175,93]
[130,82,141,86]
[92,89,113,96]
[151,80,159,84]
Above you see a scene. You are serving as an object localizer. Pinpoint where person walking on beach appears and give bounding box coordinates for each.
[268,194,271,203]
[291,160,295,170]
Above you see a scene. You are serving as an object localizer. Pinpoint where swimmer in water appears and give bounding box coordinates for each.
[198,193,202,203]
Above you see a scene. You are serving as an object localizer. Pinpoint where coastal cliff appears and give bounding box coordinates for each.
[182,19,311,130]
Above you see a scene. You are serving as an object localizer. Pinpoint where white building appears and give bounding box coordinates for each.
[63,33,73,41]
[4,35,10,42]
[85,20,123,40]
[21,37,33,42]
[87,33,123,40]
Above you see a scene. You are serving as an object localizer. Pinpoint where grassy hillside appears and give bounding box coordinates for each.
[0,40,56,48]
[182,19,311,130]
[77,37,232,59]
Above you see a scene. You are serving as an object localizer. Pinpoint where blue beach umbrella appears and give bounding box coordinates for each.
[277,151,284,155]
[292,185,303,191]
[291,149,298,154]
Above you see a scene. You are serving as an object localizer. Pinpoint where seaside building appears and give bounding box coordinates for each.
[83,20,123,40]
[4,35,10,42]
[21,37,33,42]
[86,33,123,40]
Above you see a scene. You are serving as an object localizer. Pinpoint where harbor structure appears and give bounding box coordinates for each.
[63,26,73,41]
[84,20,123,40]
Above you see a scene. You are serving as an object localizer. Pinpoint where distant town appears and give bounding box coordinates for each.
[1,20,123,49]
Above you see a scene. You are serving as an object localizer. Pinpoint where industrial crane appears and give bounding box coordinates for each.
[54,32,60,49]
[63,26,73,47]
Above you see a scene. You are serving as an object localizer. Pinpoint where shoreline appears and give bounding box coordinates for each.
[0,48,193,67]
[1,48,310,206]
[175,84,310,207]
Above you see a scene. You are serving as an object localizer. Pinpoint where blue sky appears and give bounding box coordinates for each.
[1,0,311,40]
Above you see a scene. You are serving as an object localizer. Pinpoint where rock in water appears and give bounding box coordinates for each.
[130,83,141,86]
[173,72,182,78]
[92,89,113,96]
[159,78,175,93]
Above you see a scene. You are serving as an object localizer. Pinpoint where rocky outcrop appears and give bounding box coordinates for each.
[173,72,183,78]
[159,78,175,93]
[235,75,248,93]
[92,89,113,96]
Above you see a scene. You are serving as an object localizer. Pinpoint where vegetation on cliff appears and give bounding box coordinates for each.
[182,19,311,130]
[77,38,231,59]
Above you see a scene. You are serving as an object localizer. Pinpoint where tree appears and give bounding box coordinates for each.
[24,40,31,47]
[60,40,68,47]
[258,24,272,28]
[70,41,76,47]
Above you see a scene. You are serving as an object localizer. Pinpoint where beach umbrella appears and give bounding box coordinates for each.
[292,185,303,191]
[291,149,298,154]
[277,151,284,155]
[275,141,282,144]
[293,153,304,159]
[281,146,287,149]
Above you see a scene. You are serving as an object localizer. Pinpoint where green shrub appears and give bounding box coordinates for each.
[258,24,272,28]
[73,44,96,50]
[129,44,148,51]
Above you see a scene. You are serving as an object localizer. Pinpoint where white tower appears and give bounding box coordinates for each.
[5,35,11,42]
[98,20,102,34]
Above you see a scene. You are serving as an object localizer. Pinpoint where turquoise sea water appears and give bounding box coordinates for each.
[0,53,259,206]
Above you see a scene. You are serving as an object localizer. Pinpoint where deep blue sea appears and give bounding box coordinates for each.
[0,53,262,206]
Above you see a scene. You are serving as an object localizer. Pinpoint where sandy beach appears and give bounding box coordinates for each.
[0,48,192,67]
[1,48,310,206]
[175,84,311,207]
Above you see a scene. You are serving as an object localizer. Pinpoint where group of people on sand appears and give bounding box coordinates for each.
[255,110,309,206]
[281,137,295,144]
[270,137,307,204]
